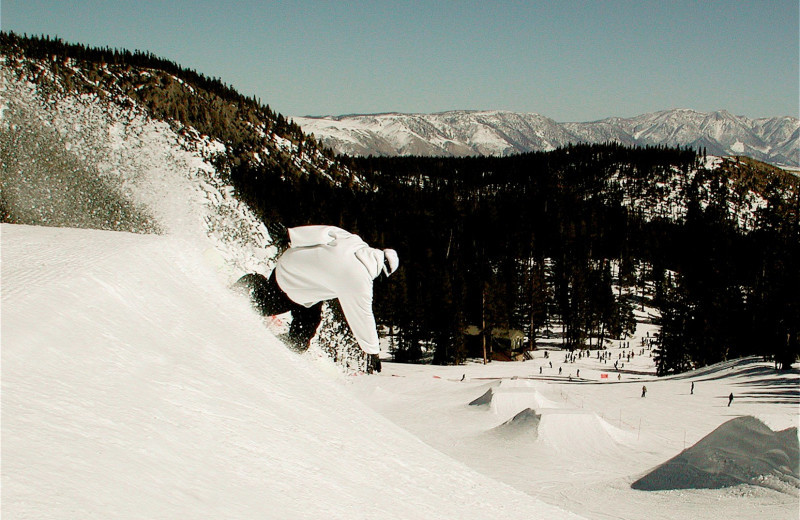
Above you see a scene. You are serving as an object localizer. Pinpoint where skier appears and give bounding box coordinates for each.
[728,392,734,407]
[236,223,399,354]
[641,385,647,398]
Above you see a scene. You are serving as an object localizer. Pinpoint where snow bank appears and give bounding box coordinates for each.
[632,416,799,493]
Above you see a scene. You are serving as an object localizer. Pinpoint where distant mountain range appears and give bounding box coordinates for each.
[293,109,799,168]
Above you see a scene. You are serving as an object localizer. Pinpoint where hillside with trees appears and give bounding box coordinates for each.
[343,149,798,372]
[2,32,797,373]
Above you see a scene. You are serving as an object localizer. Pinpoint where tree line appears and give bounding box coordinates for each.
[241,143,798,372]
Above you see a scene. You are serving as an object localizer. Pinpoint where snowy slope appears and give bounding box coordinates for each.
[293,109,799,167]
[1,223,583,520]
[4,226,796,519]
[350,358,799,520]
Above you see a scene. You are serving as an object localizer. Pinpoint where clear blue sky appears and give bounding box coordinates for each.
[2,0,798,121]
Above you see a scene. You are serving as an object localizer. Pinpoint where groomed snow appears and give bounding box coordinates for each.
[1,223,584,520]
[349,356,799,520]
[3,227,798,520]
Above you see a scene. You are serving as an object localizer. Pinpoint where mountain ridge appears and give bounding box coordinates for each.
[293,109,799,168]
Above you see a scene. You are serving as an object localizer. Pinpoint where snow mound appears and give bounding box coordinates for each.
[471,380,636,456]
[492,408,542,439]
[535,410,638,455]
[482,406,636,457]
[631,416,800,493]
[468,379,560,416]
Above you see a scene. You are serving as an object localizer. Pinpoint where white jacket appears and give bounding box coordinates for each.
[275,225,385,354]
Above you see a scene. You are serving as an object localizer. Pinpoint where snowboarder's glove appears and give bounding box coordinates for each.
[267,221,289,251]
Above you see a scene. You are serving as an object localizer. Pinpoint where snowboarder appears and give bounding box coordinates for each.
[235,223,399,354]
[728,392,734,406]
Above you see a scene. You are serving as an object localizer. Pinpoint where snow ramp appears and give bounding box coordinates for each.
[1,224,583,520]
[469,379,560,416]
[472,380,636,457]
[486,408,636,458]
[535,409,638,456]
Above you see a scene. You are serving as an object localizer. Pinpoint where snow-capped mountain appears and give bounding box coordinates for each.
[293,110,799,168]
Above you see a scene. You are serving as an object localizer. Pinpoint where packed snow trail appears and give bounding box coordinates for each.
[1,224,583,520]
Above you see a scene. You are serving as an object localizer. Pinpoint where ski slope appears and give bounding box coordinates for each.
[1,223,583,520]
[3,223,798,520]
[350,356,798,520]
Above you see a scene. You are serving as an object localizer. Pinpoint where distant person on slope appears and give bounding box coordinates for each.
[235,223,399,355]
